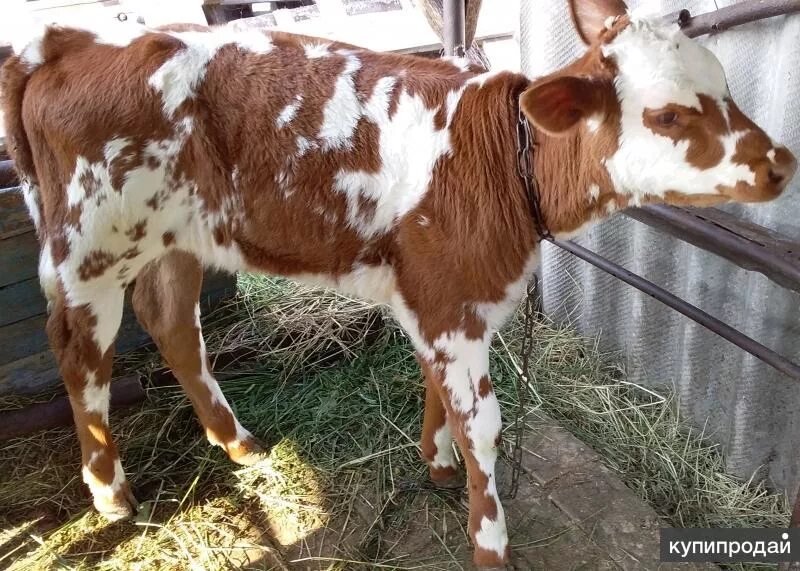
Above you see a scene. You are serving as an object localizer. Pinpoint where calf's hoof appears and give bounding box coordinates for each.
[473,546,511,570]
[227,437,270,466]
[430,466,466,489]
[94,483,139,522]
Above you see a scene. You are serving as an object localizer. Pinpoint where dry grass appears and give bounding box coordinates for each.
[0,274,790,570]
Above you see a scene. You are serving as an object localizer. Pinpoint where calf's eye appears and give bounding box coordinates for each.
[657,111,678,126]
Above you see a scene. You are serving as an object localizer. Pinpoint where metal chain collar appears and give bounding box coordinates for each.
[507,101,551,499]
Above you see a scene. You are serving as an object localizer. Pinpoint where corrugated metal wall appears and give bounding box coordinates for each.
[520,0,800,494]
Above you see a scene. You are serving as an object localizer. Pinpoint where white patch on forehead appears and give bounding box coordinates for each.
[767,149,777,163]
[318,52,362,150]
[277,94,303,128]
[588,184,601,201]
[604,19,728,110]
[149,29,273,118]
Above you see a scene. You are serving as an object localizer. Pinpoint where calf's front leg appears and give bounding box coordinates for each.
[433,342,508,567]
[419,341,509,568]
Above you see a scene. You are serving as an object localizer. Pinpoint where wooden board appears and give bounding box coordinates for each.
[0,278,46,327]
[0,187,33,240]
[0,230,38,288]
[0,271,235,395]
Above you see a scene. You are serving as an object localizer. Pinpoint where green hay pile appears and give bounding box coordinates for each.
[0,275,789,570]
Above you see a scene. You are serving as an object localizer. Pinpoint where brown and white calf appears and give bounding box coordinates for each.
[1,0,796,566]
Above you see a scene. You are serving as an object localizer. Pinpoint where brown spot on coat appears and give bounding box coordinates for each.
[477,375,492,399]
[642,94,726,169]
[79,168,103,198]
[125,220,147,241]
[78,250,117,280]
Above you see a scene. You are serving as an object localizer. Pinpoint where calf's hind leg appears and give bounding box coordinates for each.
[132,251,266,465]
[47,288,137,520]
[418,354,464,488]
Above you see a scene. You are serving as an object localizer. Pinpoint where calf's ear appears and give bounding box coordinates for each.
[569,0,628,44]
[519,76,607,135]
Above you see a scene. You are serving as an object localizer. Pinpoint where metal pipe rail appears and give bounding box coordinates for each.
[545,237,800,381]
[626,205,800,295]
[666,0,800,38]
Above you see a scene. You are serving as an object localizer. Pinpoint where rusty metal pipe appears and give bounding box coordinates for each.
[545,237,800,382]
[626,205,800,295]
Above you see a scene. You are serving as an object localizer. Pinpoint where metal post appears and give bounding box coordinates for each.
[443,0,466,57]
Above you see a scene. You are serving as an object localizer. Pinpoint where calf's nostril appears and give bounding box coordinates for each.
[768,168,784,186]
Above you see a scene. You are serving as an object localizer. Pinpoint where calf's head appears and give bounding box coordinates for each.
[521,0,797,207]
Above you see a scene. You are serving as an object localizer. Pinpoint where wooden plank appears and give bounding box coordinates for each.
[0,272,235,366]
[0,375,145,441]
[0,272,235,394]
[0,278,47,327]
[0,314,49,367]
[0,160,17,188]
[0,187,34,240]
[0,351,59,396]
[0,230,39,288]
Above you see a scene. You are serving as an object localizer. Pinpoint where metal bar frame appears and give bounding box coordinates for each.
[443,0,466,56]
[663,0,800,38]
[626,205,800,295]
[544,237,800,380]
